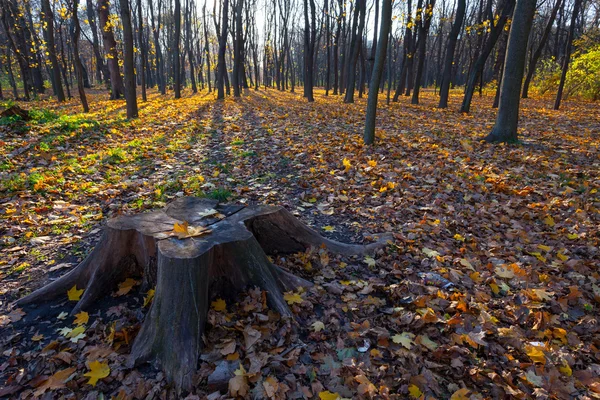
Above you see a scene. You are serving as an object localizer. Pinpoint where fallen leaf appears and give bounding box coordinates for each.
[84,360,110,386]
[67,285,83,301]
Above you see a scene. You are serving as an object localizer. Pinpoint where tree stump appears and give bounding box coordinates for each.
[17,197,391,391]
[1,105,31,121]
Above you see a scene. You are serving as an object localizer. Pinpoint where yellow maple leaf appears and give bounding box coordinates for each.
[322,225,336,232]
[84,360,110,386]
[67,285,83,301]
[342,158,351,171]
[525,345,546,364]
[73,311,89,326]
[408,384,423,399]
[319,391,341,400]
[283,291,303,305]
[211,298,227,312]
[367,160,377,167]
[363,256,376,268]
[454,233,466,242]
[173,221,189,235]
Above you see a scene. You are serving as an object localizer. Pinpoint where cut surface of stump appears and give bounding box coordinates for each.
[17,197,391,391]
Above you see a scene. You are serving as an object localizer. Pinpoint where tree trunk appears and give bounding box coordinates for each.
[174,0,182,98]
[98,0,125,99]
[71,0,89,112]
[438,0,465,108]
[554,0,581,110]
[364,0,392,145]
[86,0,108,85]
[119,0,138,117]
[393,0,412,101]
[203,4,212,93]
[216,0,229,99]
[42,0,66,102]
[17,197,391,392]
[521,0,562,98]
[344,0,366,103]
[411,0,436,104]
[137,0,147,101]
[484,0,536,143]
[460,0,514,113]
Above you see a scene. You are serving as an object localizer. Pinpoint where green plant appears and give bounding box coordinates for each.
[206,188,232,201]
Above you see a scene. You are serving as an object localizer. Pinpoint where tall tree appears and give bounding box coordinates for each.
[554,0,581,110]
[232,0,243,97]
[216,0,229,99]
[411,0,436,104]
[119,0,138,117]
[86,0,108,84]
[344,0,366,103]
[364,0,392,145]
[98,0,125,99]
[41,0,66,101]
[185,0,197,94]
[303,0,316,101]
[174,0,182,98]
[521,0,562,98]
[438,0,465,108]
[137,0,147,101]
[203,3,212,93]
[393,0,413,101]
[460,0,515,113]
[70,0,89,111]
[485,0,536,142]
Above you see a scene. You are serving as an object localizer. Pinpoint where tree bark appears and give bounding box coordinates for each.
[71,0,89,112]
[98,0,125,99]
[484,0,536,143]
[42,0,66,102]
[411,0,436,104]
[521,0,562,98]
[364,0,392,145]
[460,0,515,113]
[216,0,229,99]
[174,0,182,98]
[344,0,366,103]
[438,0,465,108]
[119,0,138,117]
[137,0,147,101]
[554,0,581,110]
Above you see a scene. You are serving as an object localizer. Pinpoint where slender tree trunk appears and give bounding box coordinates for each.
[98,0,125,99]
[137,0,147,100]
[364,0,392,145]
[119,0,138,117]
[344,0,366,103]
[86,0,108,84]
[71,0,89,111]
[485,0,536,142]
[174,0,182,98]
[217,0,229,99]
[554,0,580,110]
[393,0,412,101]
[203,4,212,93]
[460,0,515,113]
[411,0,436,104]
[522,0,562,98]
[438,0,465,108]
[42,0,66,101]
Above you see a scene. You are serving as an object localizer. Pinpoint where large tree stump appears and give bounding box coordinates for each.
[17,197,391,391]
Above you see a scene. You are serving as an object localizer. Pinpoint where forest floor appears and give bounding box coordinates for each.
[0,88,599,399]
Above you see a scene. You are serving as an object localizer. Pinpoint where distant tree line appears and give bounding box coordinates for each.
[0,0,598,137]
